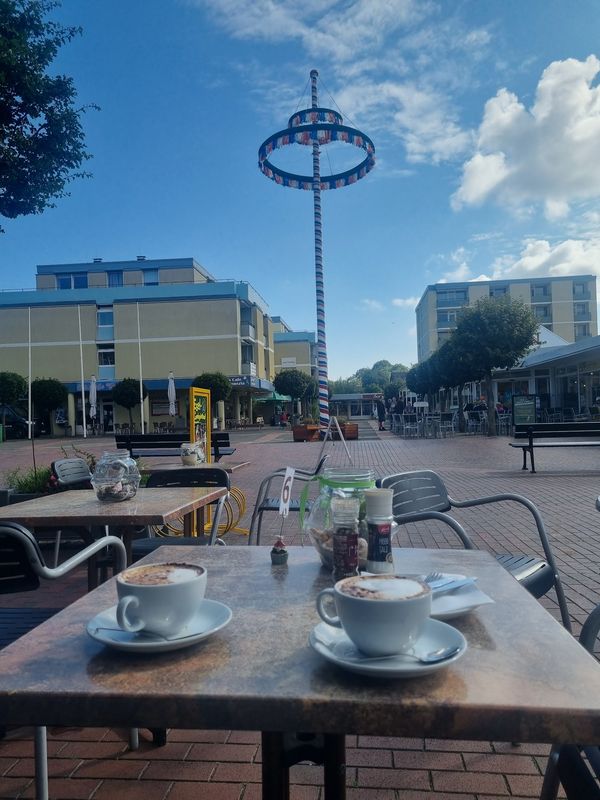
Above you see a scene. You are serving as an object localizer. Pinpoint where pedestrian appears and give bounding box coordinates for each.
[376,399,386,431]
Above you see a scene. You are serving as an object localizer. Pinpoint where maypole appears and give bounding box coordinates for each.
[258,70,375,431]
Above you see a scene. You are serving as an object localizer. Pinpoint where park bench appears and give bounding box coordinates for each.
[509,422,600,473]
[115,432,235,462]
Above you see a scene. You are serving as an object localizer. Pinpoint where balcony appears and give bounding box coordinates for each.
[240,323,256,340]
[575,311,591,322]
[437,298,467,309]
[573,289,591,300]
[241,361,256,376]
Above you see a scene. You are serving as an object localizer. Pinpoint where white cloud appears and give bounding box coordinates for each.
[194,0,487,166]
[361,298,384,311]
[490,237,600,281]
[452,56,600,217]
[392,296,420,309]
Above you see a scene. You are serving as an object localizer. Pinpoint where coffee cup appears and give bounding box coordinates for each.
[316,574,431,657]
[116,562,207,636]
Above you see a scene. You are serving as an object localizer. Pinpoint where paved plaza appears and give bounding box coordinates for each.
[1,425,598,798]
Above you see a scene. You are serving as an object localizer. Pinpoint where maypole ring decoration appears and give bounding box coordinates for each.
[258,107,375,190]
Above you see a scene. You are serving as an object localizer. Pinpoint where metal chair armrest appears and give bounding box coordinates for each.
[448,492,571,630]
[37,536,127,580]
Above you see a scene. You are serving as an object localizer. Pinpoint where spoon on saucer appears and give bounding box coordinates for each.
[355,644,462,664]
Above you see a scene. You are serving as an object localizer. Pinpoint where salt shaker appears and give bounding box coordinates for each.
[331,496,360,582]
[365,488,395,573]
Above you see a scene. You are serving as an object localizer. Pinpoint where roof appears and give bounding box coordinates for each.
[513,334,600,370]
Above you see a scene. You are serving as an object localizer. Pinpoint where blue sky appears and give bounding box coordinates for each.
[2,0,600,378]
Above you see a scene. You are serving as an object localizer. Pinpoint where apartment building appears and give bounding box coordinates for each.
[416,274,598,362]
[271,316,316,376]
[0,257,312,433]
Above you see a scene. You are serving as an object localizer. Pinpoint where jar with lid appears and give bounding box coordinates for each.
[180,441,205,466]
[331,496,360,581]
[364,488,395,573]
[91,450,141,502]
[303,467,375,570]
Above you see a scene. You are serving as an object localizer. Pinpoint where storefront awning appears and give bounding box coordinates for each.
[254,391,292,403]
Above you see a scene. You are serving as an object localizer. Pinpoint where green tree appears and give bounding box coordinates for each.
[0,0,94,232]
[453,296,538,435]
[0,370,27,434]
[192,372,232,422]
[273,369,312,410]
[112,378,148,429]
[31,376,66,429]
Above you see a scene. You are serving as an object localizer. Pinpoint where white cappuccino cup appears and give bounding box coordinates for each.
[116,562,206,637]
[316,574,431,656]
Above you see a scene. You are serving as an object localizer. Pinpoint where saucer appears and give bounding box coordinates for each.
[309,618,467,678]
[86,599,232,653]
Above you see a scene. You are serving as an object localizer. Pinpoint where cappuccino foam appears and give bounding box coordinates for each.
[339,575,428,601]
[120,562,204,586]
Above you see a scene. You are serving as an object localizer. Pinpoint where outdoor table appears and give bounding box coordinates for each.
[0,487,227,571]
[138,460,251,474]
[1,546,600,800]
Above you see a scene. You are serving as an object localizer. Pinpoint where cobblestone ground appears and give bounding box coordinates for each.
[0,424,596,798]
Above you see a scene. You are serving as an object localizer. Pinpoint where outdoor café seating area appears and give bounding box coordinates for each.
[1,431,600,799]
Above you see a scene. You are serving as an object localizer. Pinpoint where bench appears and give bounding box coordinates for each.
[509,422,600,472]
[115,432,235,462]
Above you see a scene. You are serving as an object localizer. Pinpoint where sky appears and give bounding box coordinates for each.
[2,0,600,378]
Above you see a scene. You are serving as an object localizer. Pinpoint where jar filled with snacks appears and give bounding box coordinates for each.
[91,450,141,502]
[304,467,375,570]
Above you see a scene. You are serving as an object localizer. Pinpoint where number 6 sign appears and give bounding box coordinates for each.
[278,468,296,518]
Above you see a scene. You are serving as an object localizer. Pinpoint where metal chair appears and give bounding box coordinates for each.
[402,413,419,438]
[439,411,456,437]
[247,455,329,546]
[377,470,571,631]
[0,522,127,800]
[131,467,230,560]
[50,458,94,568]
[539,603,600,799]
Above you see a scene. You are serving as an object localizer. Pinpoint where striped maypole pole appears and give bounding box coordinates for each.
[258,72,375,435]
[310,69,329,431]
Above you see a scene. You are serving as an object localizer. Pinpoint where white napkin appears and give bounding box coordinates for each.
[431,581,494,619]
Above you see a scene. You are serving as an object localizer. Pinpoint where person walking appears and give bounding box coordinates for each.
[376,398,386,431]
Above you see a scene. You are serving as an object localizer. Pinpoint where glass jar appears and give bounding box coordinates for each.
[304,467,375,570]
[180,441,205,466]
[91,450,141,502]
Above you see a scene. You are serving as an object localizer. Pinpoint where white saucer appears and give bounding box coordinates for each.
[309,618,467,678]
[86,599,232,653]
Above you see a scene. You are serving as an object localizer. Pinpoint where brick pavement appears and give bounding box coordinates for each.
[0,426,594,798]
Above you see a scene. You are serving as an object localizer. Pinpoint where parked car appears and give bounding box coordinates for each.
[0,405,42,439]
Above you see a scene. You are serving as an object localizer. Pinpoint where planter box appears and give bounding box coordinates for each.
[292,425,320,442]
[331,423,359,440]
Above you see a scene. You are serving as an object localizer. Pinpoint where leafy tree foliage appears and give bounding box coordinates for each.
[112,378,148,428]
[273,369,312,402]
[0,0,93,231]
[0,370,27,432]
[329,376,362,395]
[192,372,232,405]
[31,376,66,412]
[453,296,538,434]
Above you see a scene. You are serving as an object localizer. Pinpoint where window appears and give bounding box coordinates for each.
[57,273,88,289]
[107,271,123,287]
[531,283,551,301]
[534,305,551,321]
[574,302,589,317]
[97,306,114,326]
[98,345,115,366]
[437,310,457,326]
[143,269,159,286]
[490,286,508,298]
[436,289,467,306]
[575,324,590,340]
[573,282,587,297]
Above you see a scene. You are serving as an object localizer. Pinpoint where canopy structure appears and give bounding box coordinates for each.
[254,391,292,403]
[258,70,374,431]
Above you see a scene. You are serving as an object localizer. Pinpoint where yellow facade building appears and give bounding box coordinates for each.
[416,274,598,362]
[0,257,314,434]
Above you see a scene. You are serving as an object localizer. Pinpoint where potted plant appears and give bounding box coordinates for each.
[1,465,58,505]
[292,418,320,442]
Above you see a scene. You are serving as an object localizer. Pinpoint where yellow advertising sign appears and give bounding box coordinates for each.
[189,387,211,463]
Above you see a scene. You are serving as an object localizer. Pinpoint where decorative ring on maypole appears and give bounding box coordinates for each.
[258,115,375,191]
[258,71,375,433]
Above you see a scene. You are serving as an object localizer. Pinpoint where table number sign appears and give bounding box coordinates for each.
[279,468,295,517]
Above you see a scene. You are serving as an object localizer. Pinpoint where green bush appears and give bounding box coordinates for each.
[3,466,54,494]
